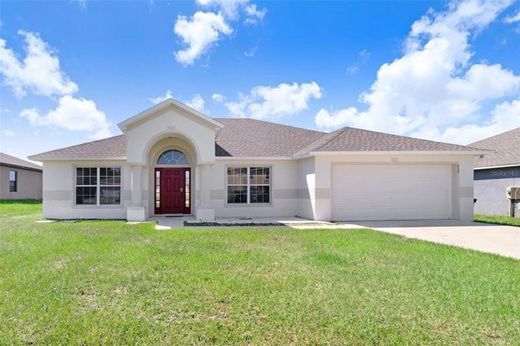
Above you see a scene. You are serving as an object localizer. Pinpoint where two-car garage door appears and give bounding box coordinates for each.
[331,164,453,221]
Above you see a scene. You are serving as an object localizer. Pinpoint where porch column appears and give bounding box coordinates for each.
[131,165,143,206]
[195,163,215,221]
[127,164,146,221]
[457,159,475,222]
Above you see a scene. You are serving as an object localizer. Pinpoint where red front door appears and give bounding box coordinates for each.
[155,168,191,214]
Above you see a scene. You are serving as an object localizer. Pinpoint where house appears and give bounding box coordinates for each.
[0,152,43,200]
[29,99,488,222]
[469,127,520,216]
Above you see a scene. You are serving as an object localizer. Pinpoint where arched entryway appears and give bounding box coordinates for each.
[145,134,198,217]
[154,149,192,215]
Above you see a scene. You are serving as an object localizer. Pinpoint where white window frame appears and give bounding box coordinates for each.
[9,170,17,192]
[75,167,122,206]
[226,166,271,205]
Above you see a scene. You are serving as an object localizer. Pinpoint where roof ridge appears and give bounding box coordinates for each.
[348,126,482,151]
[292,127,348,156]
[213,117,325,135]
[313,127,349,151]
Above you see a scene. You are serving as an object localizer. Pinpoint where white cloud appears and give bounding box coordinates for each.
[196,0,249,19]
[212,93,225,102]
[185,94,206,112]
[504,10,520,23]
[225,82,322,119]
[0,31,78,98]
[315,0,520,144]
[174,0,266,65]
[2,129,15,137]
[149,89,174,104]
[244,4,267,25]
[20,95,111,139]
[174,11,233,65]
[431,99,520,144]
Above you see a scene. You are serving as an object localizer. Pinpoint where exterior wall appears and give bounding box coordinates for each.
[474,167,520,215]
[123,106,218,220]
[310,154,475,221]
[296,157,316,219]
[125,107,217,165]
[208,159,299,218]
[41,160,130,219]
[0,165,42,199]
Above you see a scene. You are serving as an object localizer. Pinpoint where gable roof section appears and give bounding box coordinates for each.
[29,135,127,161]
[0,152,42,171]
[118,98,224,132]
[469,127,520,168]
[29,120,487,161]
[295,127,485,156]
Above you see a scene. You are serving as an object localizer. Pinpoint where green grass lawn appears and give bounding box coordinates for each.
[475,214,520,227]
[1,202,519,344]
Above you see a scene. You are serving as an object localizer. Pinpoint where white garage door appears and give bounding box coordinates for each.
[331,164,452,221]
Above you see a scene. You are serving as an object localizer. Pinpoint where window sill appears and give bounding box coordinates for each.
[73,204,123,209]
[225,203,272,208]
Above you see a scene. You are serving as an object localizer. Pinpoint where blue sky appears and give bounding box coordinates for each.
[1,0,519,161]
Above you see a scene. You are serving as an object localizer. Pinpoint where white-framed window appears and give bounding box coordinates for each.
[9,170,17,192]
[75,167,121,205]
[227,166,270,204]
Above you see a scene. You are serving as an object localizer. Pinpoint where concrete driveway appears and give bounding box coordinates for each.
[353,220,520,260]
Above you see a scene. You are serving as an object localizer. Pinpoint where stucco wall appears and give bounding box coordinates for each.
[125,107,217,165]
[310,154,475,221]
[474,167,520,215]
[208,159,299,218]
[0,165,42,200]
[41,160,130,219]
[39,153,477,221]
[296,157,315,219]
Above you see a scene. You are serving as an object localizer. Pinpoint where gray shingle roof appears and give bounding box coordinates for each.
[29,135,127,161]
[469,127,520,168]
[214,118,324,157]
[0,152,42,171]
[30,119,484,161]
[295,127,482,155]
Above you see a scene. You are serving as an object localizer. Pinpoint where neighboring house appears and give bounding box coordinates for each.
[0,152,43,200]
[30,99,488,222]
[469,127,520,216]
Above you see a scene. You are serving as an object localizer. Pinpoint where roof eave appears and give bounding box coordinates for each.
[215,156,293,160]
[0,162,42,171]
[118,99,224,132]
[28,156,127,162]
[474,163,520,170]
[300,150,493,157]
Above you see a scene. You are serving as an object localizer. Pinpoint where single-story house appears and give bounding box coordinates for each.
[470,127,520,216]
[30,99,488,222]
[0,152,43,200]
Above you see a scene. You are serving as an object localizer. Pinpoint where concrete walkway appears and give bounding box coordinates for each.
[353,220,520,260]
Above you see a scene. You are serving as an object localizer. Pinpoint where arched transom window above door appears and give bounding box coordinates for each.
[157,150,189,165]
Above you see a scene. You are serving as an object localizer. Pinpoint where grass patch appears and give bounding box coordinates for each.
[1,202,519,344]
[475,214,520,227]
[0,199,42,217]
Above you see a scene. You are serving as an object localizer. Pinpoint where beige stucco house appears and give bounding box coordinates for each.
[30,99,488,222]
[0,152,42,200]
